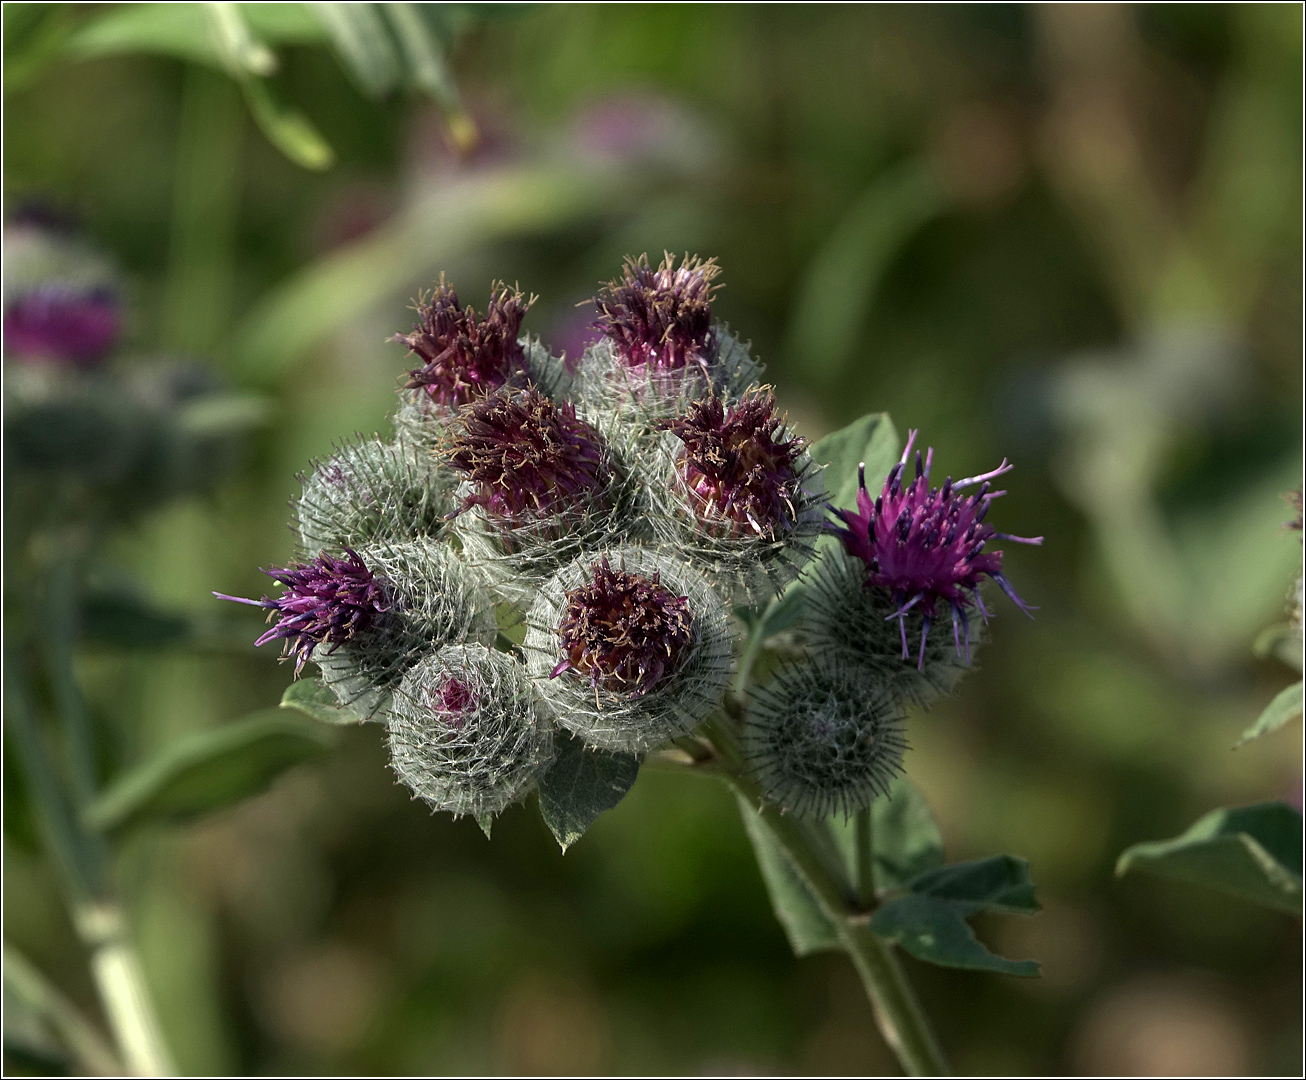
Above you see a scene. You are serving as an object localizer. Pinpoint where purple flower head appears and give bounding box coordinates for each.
[446,387,611,521]
[550,557,693,697]
[434,675,476,729]
[394,276,533,409]
[659,388,808,538]
[593,253,720,372]
[829,430,1043,669]
[3,284,121,367]
[213,549,391,676]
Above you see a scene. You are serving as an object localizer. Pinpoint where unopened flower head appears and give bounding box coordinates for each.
[394,277,532,409]
[551,556,693,696]
[388,644,555,820]
[829,429,1042,669]
[3,283,121,367]
[525,546,732,752]
[446,386,612,522]
[593,253,719,372]
[659,388,808,539]
[744,659,907,819]
[214,549,391,675]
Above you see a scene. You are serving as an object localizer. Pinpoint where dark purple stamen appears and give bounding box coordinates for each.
[829,430,1043,669]
[550,557,693,697]
[593,253,720,372]
[213,549,391,676]
[393,276,532,409]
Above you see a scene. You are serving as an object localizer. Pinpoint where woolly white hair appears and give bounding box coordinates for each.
[387,643,555,819]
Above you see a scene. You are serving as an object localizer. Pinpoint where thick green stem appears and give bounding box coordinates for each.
[704,718,949,1076]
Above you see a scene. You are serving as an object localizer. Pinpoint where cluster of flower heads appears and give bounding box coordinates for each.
[217,254,1039,826]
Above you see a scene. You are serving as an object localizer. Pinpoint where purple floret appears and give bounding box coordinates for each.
[593,253,719,372]
[3,284,121,367]
[829,429,1043,669]
[214,549,391,676]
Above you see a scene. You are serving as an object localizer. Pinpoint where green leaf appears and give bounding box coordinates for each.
[537,734,640,852]
[871,777,946,891]
[907,855,1040,915]
[811,412,901,515]
[206,2,276,76]
[80,587,191,649]
[737,796,840,955]
[786,162,947,386]
[64,3,222,67]
[309,1,401,98]
[83,711,336,833]
[237,74,334,170]
[1238,681,1302,745]
[1252,623,1303,672]
[870,893,1040,977]
[279,679,361,725]
[1116,802,1303,914]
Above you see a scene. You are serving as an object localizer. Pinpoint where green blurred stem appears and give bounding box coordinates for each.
[855,808,875,911]
[4,647,176,1077]
[163,64,244,354]
[704,717,949,1077]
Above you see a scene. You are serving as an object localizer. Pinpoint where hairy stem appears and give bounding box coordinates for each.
[703,717,949,1076]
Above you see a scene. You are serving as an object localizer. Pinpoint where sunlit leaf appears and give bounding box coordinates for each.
[279,679,362,725]
[1116,801,1303,913]
[810,411,900,514]
[1238,681,1302,745]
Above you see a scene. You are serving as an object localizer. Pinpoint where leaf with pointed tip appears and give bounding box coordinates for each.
[1239,681,1302,745]
[811,412,901,516]
[737,796,840,955]
[280,679,361,725]
[907,855,1040,915]
[309,1,401,98]
[82,711,336,833]
[238,74,334,171]
[870,893,1040,977]
[1116,802,1302,914]
[537,734,640,852]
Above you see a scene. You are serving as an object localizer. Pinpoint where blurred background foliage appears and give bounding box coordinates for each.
[3,3,1301,1075]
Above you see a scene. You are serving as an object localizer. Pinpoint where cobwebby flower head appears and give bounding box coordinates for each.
[446,386,612,522]
[524,546,732,752]
[214,549,391,675]
[550,556,693,697]
[593,253,719,372]
[658,388,808,539]
[3,283,121,368]
[393,277,533,409]
[829,429,1043,668]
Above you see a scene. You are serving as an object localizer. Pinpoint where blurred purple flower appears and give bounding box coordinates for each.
[830,429,1043,668]
[551,557,692,696]
[447,387,611,521]
[659,389,808,538]
[594,253,719,372]
[566,92,714,172]
[3,284,121,367]
[394,277,532,410]
[214,549,391,676]
[547,301,601,373]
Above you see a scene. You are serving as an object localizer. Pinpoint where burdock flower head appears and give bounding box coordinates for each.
[551,556,693,697]
[446,386,612,522]
[593,253,720,372]
[214,549,391,675]
[829,430,1043,668]
[659,388,808,539]
[3,283,121,367]
[394,277,533,409]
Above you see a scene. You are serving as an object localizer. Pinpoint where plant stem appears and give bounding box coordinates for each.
[5,648,177,1077]
[703,718,949,1076]
[855,808,875,911]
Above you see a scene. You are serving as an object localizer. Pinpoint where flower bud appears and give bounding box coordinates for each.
[523,546,732,752]
[296,436,453,554]
[387,644,555,820]
[744,658,907,819]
